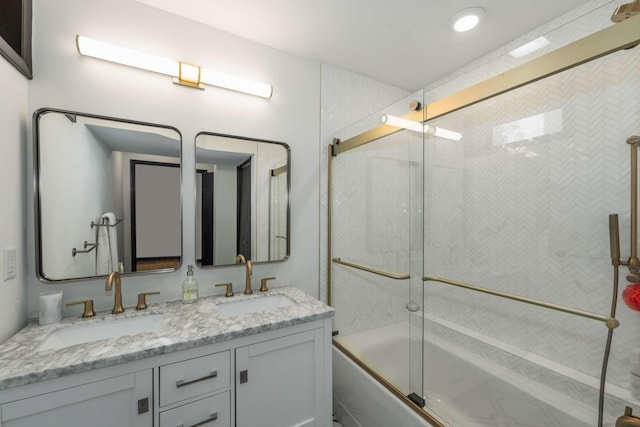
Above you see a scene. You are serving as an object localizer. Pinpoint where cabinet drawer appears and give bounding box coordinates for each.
[160,351,230,407]
[160,392,230,427]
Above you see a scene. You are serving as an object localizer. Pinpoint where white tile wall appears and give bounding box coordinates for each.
[319,64,409,309]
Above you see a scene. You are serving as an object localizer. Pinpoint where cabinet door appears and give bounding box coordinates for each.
[0,370,152,427]
[235,329,325,427]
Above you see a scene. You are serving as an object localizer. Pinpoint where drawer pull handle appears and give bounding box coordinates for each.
[177,412,218,427]
[175,371,218,388]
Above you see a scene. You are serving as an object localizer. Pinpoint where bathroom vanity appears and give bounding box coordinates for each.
[0,287,333,427]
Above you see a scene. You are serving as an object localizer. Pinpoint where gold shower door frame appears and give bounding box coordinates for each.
[327,13,640,427]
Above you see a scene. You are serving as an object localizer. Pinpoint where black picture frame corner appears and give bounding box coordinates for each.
[0,0,33,79]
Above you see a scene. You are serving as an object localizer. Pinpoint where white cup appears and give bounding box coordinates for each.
[39,290,64,325]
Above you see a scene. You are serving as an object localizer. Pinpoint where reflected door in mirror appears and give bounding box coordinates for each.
[131,161,181,271]
[237,158,252,260]
[195,133,290,268]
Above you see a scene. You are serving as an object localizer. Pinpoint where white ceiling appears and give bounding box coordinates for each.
[86,123,180,158]
[137,0,596,91]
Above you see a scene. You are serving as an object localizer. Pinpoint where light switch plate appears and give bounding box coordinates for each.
[4,248,16,281]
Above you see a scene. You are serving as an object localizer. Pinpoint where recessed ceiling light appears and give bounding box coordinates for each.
[451,7,484,32]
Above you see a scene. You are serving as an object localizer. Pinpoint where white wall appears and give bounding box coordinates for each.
[26,0,320,320]
[0,58,28,342]
[39,113,113,279]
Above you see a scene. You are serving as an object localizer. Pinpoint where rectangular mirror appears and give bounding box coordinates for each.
[34,108,182,282]
[195,132,290,267]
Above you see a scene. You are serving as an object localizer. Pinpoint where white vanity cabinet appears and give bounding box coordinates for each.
[0,315,332,427]
[0,370,153,427]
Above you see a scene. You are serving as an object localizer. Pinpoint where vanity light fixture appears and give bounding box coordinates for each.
[380,114,424,133]
[427,126,463,141]
[76,36,273,98]
[381,114,462,141]
[450,7,484,32]
[508,36,550,58]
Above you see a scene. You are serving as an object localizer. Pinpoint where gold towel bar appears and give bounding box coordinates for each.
[332,258,411,280]
[71,241,98,257]
[423,276,619,329]
[91,218,123,228]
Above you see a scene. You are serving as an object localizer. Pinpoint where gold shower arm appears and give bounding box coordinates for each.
[332,258,411,280]
[423,276,619,329]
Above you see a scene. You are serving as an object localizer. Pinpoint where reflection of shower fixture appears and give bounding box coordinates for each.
[612,0,640,23]
[627,136,640,282]
[380,114,463,141]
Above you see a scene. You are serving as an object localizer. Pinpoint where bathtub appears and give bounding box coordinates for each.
[333,322,606,427]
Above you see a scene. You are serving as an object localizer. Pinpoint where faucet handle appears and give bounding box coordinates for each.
[215,283,234,297]
[616,406,640,427]
[259,277,276,292]
[66,300,96,318]
[136,292,160,310]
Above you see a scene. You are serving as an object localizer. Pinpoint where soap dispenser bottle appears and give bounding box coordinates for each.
[182,264,199,303]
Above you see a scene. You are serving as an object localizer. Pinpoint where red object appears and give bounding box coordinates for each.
[623,283,640,311]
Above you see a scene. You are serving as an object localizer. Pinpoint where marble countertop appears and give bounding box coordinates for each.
[0,286,333,391]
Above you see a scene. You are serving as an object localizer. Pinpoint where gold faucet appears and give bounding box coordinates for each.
[105,271,125,314]
[617,407,640,427]
[236,254,253,295]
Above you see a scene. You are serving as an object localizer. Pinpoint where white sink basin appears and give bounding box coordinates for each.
[216,295,295,318]
[37,314,164,352]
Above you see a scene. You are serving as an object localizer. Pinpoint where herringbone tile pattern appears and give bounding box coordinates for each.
[424,40,640,414]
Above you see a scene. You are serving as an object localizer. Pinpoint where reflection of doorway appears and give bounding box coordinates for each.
[237,158,252,259]
[198,170,214,266]
[130,160,181,271]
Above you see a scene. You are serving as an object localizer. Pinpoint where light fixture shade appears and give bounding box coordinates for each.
[200,68,273,99]
[432,127,462,141]
[76,36,178,77]
[76,35,273,98]
[381,114,423,132]
[508,36,550,58]
[382,114,462,141]
[451,7,484,32]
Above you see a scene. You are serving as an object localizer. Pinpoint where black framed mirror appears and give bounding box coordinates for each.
[0,0,32,79]
[33,108,183,282]
[195,132,290,267]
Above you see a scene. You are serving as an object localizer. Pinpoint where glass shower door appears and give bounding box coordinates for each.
[329,91,426,404]
[419,14,640,423]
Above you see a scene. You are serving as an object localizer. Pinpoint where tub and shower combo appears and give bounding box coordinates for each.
[327,2,640,426]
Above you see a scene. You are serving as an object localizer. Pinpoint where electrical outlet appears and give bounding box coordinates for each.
[4,248,16,281]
